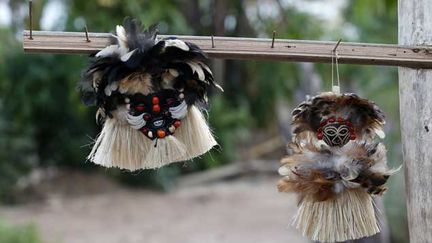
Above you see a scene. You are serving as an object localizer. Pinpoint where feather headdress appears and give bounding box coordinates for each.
[79,17,222,170]
[278,92,398,242]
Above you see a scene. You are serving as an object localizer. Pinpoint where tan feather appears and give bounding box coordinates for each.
[118,72,153,95]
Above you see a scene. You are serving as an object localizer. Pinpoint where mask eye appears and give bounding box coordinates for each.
[166,98,176,106]
[324,126,337,135]
[143,113,152,121]
[135,104,146,112]
[338,127,350,136]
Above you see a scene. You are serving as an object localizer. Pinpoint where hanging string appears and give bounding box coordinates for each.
[331,39,341,94]
[335,50,340,88]
[331,50,334,87]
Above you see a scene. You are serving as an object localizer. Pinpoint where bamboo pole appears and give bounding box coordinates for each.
[23,30,432,68]
[399,0,432,242]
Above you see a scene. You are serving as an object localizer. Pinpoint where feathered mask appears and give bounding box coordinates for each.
[290,92,386,146]
[79,17,222,170]
[278,92,398,242]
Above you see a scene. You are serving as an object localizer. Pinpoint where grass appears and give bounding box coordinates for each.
[0,220,42,243]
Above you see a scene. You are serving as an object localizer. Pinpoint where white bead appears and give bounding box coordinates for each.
[179,93,185,99]
[124,97,130,103]
[104,86,112,96]
[169,125,176,133]
[148,131,153,138]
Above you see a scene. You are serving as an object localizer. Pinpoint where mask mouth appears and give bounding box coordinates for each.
[153,118,165,128]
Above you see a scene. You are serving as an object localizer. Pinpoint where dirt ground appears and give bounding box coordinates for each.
[0,172,307,243]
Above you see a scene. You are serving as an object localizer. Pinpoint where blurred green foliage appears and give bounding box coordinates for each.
[0,28,38,202]
[0,220,41,243]
[0,0,407,241]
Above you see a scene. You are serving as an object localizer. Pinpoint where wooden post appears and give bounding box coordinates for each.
[399,0,432,242]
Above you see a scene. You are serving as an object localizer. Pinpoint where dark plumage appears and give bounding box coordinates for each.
[291,92,385,143]
[78,17,222,117]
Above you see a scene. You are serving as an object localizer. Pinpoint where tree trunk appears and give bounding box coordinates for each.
[398,0,432,242]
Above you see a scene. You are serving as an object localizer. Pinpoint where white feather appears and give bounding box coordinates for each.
[118,45,129,57]
[104,85,112,96]
[95,108,105,122]
[96,45,120,58]
[168,68,179,77]
[214,83,224,91]
[187,61,205,81]
[97,27,129,58]
[386,165,403,174]
[116,25,128,44]
[374,128,386,139]
[109,81,118,91]
[197,63,210,84]
[196,62,223,90]
[341,180,361,189]
[164,39,189,51]
[120,49,137,62]
[198,62,212,75]
[113,26,129,57]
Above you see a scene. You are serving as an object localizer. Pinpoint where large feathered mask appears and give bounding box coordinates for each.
[278,92,398,242]
[79,17,222,170]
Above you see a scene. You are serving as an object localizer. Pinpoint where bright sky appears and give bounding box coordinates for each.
[284,0,347,22]
[40,0,67,30]
[0,0,12,26]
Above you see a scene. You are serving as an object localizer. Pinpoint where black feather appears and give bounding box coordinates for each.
[78,17,220,117]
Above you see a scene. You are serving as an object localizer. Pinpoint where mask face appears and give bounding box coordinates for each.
[125,89,186,140]
[322,123,351,147]
[317,117,355,147]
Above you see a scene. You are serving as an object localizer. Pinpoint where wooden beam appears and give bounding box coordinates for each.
[23,30,432,68]
[399,0,432,242]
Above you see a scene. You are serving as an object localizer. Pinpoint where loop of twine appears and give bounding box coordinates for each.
[331,48,340,92]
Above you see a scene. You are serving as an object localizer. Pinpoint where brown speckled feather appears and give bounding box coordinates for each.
[278,140,396,202]
[291,92,385,144]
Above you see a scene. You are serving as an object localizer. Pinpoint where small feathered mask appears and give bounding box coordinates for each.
[291,92,386,146]
[79,17,222,170]
[278,92,398,242]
